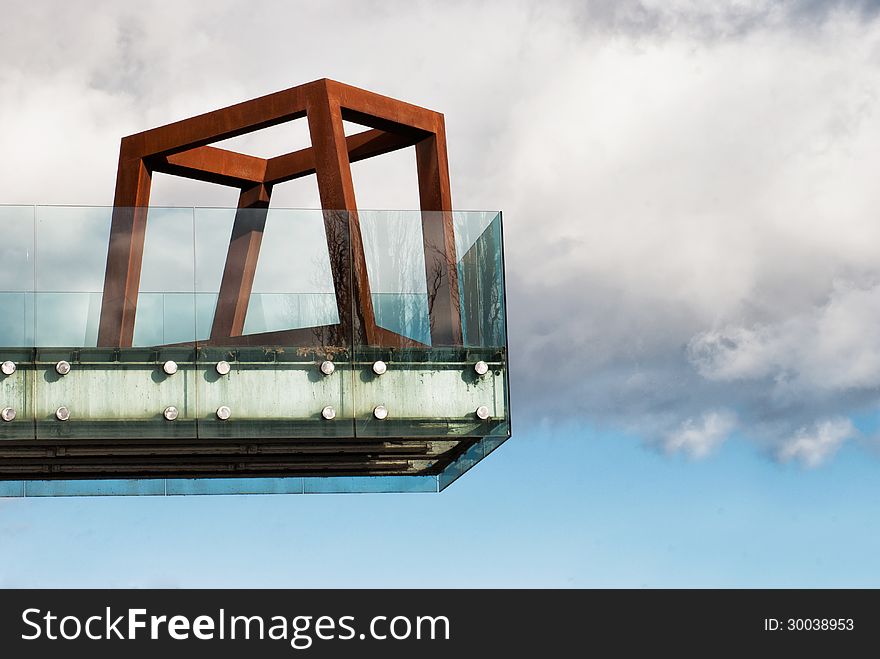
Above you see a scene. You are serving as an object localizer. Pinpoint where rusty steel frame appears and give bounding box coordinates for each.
[98,78,463,348]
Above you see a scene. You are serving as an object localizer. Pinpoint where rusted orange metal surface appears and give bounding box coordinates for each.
[98,79,462,349]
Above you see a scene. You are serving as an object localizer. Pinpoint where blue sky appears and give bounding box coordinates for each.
[5,1,880,587]
[3,421,880,587]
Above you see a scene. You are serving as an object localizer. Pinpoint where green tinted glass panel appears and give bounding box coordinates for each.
[0,206,35,347]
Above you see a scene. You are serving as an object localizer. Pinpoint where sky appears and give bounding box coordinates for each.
[3,0,880,587]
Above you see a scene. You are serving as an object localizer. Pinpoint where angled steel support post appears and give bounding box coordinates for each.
[210,182,273,339]
[326,79,463,347]
[306,82,373,346]
[97,150,152,347]
[416,116,462,346]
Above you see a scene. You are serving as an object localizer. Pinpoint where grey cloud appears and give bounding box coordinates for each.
[688,279,880,393]
[3,1,880,466]
[566,0,880,39]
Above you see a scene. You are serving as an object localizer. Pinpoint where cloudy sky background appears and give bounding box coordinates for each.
[3,0,880,586]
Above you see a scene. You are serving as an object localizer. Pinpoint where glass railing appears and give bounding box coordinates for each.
[0,206,509,495]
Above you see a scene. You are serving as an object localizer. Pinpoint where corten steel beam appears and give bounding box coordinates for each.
[148,129,420,189]
[210,182,272,339]
[149,146,266,187]
[325,80,463,346]
[327,79,441,134]
[263,128,421,186]
[98,78,463,349]
[416,118,462,345]
[120,82,317,159]
[98,156,152,348]
[306,82,375,345]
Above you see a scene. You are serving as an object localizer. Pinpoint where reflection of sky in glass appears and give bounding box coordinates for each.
[134,208,196,344]
[250,209,336,294]
[0,207,36,346]
[35,206,111,292]
[0,206,34,292]
[194,208,236,294]
[454,211,499,263]
[359,210,430,343]
[33,207,111,346]
[133,293,197,346]
[244,210,339,333]
[196,209,340,334]
[0,293,33,346]
[360,210,427,295]
[35,292,100,346]
[244,293,339,334]
[140,207,194,292]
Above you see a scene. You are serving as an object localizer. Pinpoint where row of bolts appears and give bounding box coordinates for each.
[0,359,494,424]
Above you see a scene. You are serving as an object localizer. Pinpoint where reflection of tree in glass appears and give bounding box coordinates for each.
[423,217,461,345]
[459,218,503,348]
[360,211,433,345]
[307,210,354,352]
[300,210,491,350]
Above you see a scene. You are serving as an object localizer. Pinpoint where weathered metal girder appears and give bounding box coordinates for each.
[0,347,508,481]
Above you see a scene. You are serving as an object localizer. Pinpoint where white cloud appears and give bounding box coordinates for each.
[776,418,856,467]
[660,410,737,458]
